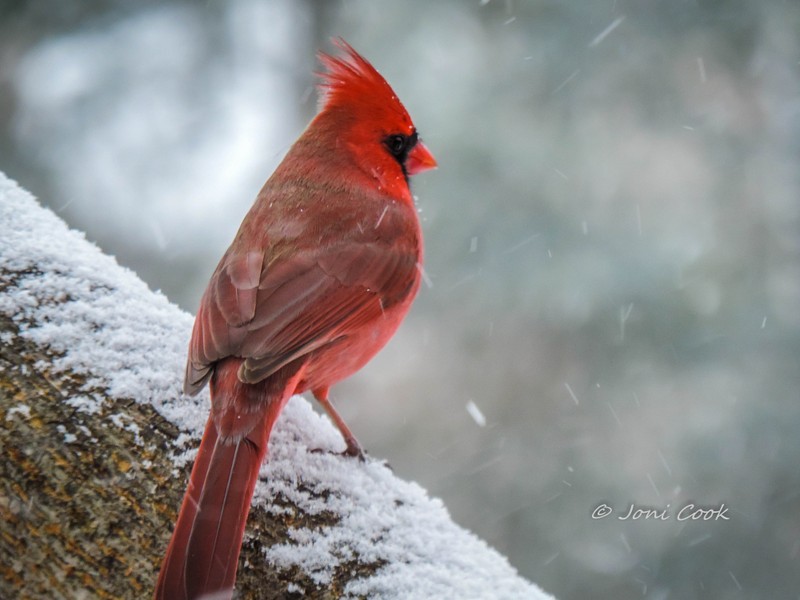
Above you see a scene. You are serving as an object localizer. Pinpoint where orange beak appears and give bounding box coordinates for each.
[405,141,437,176]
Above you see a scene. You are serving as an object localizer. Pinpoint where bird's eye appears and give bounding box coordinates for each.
[386,134,407,157]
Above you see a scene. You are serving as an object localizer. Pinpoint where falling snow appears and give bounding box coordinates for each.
[588,15,626,48]
[465,400,487,427]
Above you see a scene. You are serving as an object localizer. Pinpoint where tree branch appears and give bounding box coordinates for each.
[0,172,552,599]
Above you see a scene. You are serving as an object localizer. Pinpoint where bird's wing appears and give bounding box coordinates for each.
[184,238,418,394]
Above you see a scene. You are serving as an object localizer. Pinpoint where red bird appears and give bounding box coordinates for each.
[154,39,436,599]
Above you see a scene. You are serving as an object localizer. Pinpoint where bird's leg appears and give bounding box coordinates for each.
[312,387,365,460]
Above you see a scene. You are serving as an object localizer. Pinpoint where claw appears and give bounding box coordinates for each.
[310,444,366,462]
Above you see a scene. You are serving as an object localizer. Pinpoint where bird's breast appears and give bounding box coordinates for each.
[298,292,416,394]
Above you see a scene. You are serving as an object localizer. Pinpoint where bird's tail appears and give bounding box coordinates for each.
[154,359,301,600]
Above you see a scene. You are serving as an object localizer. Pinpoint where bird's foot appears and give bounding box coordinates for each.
[311,438,366,462]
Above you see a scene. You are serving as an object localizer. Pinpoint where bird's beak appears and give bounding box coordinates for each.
[405,141,437,176]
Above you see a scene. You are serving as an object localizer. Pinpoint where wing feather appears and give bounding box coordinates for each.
[184,236,418,394]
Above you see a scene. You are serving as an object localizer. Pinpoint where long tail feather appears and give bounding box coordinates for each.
[155,411,221,600]
[155,411,270,599]
[155,359,302,600]
[187,429,267,597]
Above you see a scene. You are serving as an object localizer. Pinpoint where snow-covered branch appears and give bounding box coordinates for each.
[0,172,553,599]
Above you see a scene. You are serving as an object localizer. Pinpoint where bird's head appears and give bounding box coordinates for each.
[314,39,437,200]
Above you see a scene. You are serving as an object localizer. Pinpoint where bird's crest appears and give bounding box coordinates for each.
[316,38,411,126]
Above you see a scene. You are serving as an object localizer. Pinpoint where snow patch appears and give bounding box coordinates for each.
[0,171,205,440]
[6,404,31,420]
[56,424,78,444]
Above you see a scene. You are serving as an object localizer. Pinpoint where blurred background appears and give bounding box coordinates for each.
[2,1,799,598]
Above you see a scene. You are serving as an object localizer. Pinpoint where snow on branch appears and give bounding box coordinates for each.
[0,171,553,599]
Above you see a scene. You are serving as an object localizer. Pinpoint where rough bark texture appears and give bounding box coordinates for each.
[0,301,378,599]
[0,305,177,598]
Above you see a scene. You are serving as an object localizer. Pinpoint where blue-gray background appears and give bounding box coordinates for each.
[2,1,799,598]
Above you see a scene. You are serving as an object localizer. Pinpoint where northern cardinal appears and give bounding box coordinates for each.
[154,39,436,599]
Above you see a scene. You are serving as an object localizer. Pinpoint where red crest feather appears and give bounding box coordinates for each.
[316,38,411,126]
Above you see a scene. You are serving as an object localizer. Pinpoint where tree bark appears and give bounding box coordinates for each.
[0,304,182,598]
